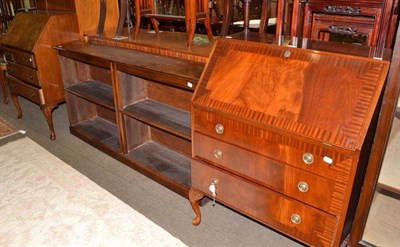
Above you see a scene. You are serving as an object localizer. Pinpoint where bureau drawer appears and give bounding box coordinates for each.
[8,76,44,105]
[3,48,36,69]
[193,132,343,214]
[191,159,338,246]
[193,107,354,182]
[7,62,40,87]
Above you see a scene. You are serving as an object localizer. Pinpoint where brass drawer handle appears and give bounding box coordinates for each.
[215,124,224,134]
[297,181,309,193]
[302,153,314,165]
[214,150,223,159]
[29,92,36,98]
[27,74,34,80]
[291,214,302,224]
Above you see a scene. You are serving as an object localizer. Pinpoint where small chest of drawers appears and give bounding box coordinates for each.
[0,12,78,139]
[189,39,389,246]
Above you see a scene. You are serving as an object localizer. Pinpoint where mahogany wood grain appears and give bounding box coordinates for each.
[190,38,390,246]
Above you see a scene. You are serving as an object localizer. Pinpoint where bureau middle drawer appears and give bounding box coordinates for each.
[193,132,343,214]
[191,159,338,246]
[3,48,36,68]
[7,62,40,87]
[8,76,44,105]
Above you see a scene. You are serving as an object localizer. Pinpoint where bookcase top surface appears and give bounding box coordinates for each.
[193,39,390,150]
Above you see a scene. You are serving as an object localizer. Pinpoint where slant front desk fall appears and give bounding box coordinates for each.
[56,38,389,246]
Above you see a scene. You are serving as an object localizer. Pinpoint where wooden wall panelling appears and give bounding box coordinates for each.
[74,0,119,39]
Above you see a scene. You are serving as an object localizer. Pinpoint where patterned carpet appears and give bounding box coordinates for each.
[0,136,187,246]
[0,116,18,139]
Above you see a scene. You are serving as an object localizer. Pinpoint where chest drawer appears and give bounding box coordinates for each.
[8,76,44,105]
[3,48,36,69]
[192,159,338,246]
[7,62,40,87]
[193,107,354,183]
[193,132,345,214]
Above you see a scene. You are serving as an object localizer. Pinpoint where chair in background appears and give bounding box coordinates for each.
[301,0,397,56]
[134,0,213,47]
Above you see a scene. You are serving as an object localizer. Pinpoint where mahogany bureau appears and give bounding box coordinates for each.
[189,39,389,246]
[0,12,78,139]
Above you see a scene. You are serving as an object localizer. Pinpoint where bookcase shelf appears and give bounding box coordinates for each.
[122,99,191,140]
[65,80,114,110]
[56,40,204,198]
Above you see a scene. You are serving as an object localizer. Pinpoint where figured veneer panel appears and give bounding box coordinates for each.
[190,39,390,246]
[193,39,389,151]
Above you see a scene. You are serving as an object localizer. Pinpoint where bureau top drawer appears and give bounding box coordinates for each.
[193,132,345,215]
[7,62,40,87]
[193,107,354,183]
[3,48,36,69]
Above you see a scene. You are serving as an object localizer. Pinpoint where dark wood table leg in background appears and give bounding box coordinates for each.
[220,0,233,36]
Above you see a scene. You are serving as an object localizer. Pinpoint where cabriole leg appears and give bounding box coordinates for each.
[189,188,204,226]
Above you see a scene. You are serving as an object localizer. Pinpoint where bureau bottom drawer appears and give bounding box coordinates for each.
[8,76,44,105]
[192,159,338,246]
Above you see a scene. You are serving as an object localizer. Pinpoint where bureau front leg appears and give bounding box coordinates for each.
[189,188,204,226]
[41,104,57,140]
[10,93,22,118]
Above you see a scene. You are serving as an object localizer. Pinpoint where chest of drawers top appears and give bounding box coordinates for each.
[192,39,389,153]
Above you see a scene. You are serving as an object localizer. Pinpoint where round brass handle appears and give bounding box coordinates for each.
[291,214,302,224]
[302,153,314,165]
[215,124,224,134]
[297,181,309,193]
[27,74,33,80]
[214,150,223,159]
